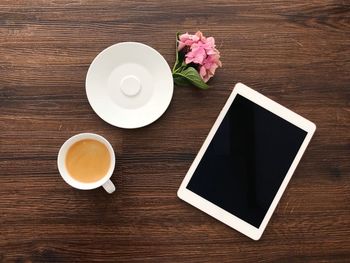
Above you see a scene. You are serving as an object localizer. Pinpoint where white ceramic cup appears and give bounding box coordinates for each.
[57,133,116,194]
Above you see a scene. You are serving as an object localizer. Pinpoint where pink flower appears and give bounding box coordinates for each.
[199,54,222,82]
[185,44,207,64]
[178,31,202,51]
[178,31,222,82]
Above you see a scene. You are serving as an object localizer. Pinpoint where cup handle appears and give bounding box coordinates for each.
[102,179,115,194]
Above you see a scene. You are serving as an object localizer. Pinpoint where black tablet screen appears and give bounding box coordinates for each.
[186,95,307,228]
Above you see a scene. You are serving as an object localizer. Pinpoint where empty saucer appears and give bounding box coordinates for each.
[86,42,173,129]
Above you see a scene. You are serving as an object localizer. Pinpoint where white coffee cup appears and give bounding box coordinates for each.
[57,133,116,194]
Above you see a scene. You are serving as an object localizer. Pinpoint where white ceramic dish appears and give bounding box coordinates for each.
[86,42,173,129]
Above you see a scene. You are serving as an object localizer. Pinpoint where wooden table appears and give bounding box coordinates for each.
[1,1,349,262]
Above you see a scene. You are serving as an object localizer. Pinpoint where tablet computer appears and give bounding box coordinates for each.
[177,83,316,240]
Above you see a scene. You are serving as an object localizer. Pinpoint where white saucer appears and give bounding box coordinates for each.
[86,42,173,129]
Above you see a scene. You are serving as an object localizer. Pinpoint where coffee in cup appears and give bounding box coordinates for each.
[57,133,116,193]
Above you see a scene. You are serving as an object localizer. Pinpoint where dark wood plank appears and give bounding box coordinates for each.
[0,0,349,262]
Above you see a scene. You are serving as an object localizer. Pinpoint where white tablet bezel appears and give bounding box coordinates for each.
[177,82,316,240]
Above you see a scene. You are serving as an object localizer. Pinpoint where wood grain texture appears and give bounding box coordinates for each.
[0,0,349,262]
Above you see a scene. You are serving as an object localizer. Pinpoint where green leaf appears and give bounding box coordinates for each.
[174,67,209,89]
[173,73,190,86]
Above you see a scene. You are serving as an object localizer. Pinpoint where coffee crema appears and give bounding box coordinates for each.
[65,139,111,183]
